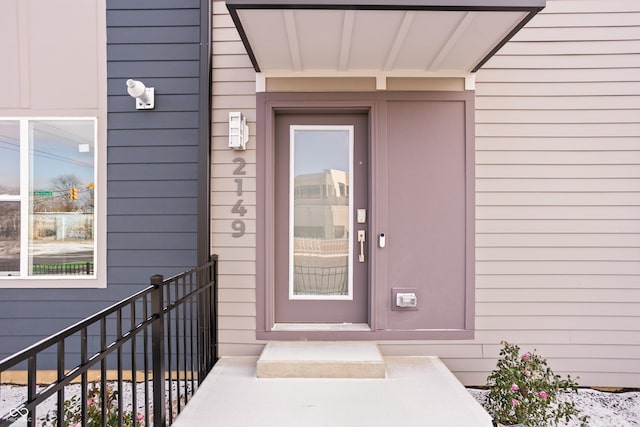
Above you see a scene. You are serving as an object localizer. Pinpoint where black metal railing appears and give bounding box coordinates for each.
[0,255,218,427]
[32,262,94,275]
[0,262,94,275]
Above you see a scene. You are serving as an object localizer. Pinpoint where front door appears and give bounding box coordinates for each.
[274,113,368,323]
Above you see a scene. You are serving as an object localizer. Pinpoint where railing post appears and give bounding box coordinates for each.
[197,265,206,383]
[150,274,166,427]
[211,255,218,368]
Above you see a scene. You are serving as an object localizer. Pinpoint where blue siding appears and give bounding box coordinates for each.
[107,129,199,146]
[105,0,205,289]
[107,27,201,44]
[0,0,209,364]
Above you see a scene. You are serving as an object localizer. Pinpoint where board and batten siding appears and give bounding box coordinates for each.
[210,0,640,387]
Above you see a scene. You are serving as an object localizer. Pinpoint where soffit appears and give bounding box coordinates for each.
[226,0,545,77]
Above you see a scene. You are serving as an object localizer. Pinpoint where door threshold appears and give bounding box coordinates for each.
[272,323,371,332]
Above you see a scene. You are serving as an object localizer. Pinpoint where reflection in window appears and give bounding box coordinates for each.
[0,119,96,278]
[338,182,347,197]
[0,202,20,274]
[0,121,20,196]
[290,126,353,298]
[0,122,20,275]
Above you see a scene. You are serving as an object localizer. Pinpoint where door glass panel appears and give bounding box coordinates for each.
[290,126,353,299]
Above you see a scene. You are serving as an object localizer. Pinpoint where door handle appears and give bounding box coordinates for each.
[357,230,366,263]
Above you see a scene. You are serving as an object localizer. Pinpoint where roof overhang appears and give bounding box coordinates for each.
[226,0,545,82]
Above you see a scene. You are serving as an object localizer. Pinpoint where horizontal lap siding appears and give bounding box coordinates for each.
[106,0,203,294]
[211,0,640,386]
[210,1,262,357]
[464,0,640,386]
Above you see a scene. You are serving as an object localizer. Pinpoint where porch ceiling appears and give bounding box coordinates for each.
[226,0,545,77]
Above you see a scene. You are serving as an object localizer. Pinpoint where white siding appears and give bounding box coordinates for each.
[468,0,640,386]
[210,0,640,386]
[210,0,263,357]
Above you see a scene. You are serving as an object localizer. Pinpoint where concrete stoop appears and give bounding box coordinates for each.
[171,344,494,426]
[256,341,386,378]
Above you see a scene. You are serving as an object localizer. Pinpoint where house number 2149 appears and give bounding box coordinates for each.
[231,157,247,237]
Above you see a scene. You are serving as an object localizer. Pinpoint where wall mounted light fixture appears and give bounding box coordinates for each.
[126,79,155,110]
[228,112,249,150]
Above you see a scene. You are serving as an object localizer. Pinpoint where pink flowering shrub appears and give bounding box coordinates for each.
[484,341,589,427]
[41,381,144,427]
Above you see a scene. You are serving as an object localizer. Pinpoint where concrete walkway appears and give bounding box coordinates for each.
[172,356,493,427]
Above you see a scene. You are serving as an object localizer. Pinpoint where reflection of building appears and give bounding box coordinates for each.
[293,169,350,295]
[0,202,20,270]
[293,169,349,239]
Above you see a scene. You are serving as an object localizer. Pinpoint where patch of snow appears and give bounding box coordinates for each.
[468,388,640,427]
[1,381,191,426]
[2,382,638,426]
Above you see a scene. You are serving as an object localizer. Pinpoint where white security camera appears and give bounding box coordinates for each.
[126,79,155,109]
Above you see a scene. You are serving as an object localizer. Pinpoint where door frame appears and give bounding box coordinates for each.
[274,116,370,323]
[256,91,475,340]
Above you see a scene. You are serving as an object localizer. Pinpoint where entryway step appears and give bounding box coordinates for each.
[172,356,494,426]
[256,341,386,378]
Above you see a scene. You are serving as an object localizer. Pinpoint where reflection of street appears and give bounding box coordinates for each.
[293,259,348,295]
[31,240,93,259]
[31,241,94,263]
[293,238,349,296]
[0,241,93,275]
[31,240,93,275]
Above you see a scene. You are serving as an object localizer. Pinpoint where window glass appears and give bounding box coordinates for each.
[0,121,21,276]
[0,202,20,275]
[0,118,96,278]
[0,121,20,196]
[290,126,353,298]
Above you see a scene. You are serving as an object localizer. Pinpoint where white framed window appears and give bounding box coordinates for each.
[0,118,98,282]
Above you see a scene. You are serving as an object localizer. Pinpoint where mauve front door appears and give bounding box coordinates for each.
[274,113,369,323]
